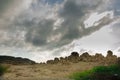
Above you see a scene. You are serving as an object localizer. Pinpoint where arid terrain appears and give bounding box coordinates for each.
[3,62,99,80]
[1,50,119,80]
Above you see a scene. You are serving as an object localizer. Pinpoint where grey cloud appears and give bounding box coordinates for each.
[0,0,19,17]
[0,0,118,62]
[58,0,84,40]
[16,0,114,49]
[0,0,114,50]
[60,0,84,19]
[110,22,120,49]
[25,19,55,46]
[55,0,112,46]
[83,16,114,35]
[59,0,103,18]
[0,0,12,15]
[108,0,120,16]
[111,23,120,38]
[113,0,120,15]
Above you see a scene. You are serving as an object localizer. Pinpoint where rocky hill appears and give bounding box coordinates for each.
[1,50,119,80]
[0,56,36,65]
[0,50,119,65]
[46,50,119,65]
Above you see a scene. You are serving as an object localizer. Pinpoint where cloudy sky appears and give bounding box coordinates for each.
[0,0,120,62]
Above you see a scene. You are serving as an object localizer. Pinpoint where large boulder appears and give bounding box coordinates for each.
[94,53,104,61]
[90,53,106,64]
[79,52,91,62]
[71,52,79,57]
[53,58,59,64]
[46,60,54,64]
[59,57,70,65]
[105,50,117,64]
[107,50,113,57]
[68,52,79,63]
[80,52,90,57]
[46,58,60,64]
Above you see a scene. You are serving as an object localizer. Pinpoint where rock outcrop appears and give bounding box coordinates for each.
[47,60,55,64]
[46,50,119,65]
[0,50,118,65]
[105,50,117,64]
[46,58,60,64]
[79,52,91,62]
[67,52,79,63]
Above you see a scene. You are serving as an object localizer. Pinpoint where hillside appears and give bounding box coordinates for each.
[0,56,36,65]
[46,50,118,65]
[0,50,120,80]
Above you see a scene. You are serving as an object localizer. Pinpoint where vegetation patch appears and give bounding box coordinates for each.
[0,65,8,76]
[70,64,120,80]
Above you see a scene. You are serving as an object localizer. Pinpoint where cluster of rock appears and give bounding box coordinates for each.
[0,50,118,65]
[46,50,118,65]
[0,56,36,65]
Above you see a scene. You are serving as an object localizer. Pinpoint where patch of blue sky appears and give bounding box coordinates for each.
[44,0,64,5]
[30,0,64,10]
[114,0,120,15]
[110,0,120,16]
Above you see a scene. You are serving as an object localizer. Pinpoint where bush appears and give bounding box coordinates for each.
[70,64,120,80]
[0,65,7,76]
[70,70,92,80]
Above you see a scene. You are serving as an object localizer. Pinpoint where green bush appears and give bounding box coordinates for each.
[70,64,120,80]
[70,70,91,80]
[0,65,7,76]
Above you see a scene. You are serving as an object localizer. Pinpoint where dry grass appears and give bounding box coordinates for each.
[3,62,99,80]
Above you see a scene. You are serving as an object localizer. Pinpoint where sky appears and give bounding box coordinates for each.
[0,0,120,62]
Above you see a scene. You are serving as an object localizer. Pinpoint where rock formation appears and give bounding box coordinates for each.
[94,53,105,62]
[105,50,117,64]
[47,58,60,64]
[0,50,118,65]
[47,60,55,64]
[79,52,91,62]
[68,52,79,63]
[46,50,119,65]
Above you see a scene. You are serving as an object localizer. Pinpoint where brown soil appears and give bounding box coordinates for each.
[3,62,99,80]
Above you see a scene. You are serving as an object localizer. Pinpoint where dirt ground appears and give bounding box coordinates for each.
[3,62,99,80]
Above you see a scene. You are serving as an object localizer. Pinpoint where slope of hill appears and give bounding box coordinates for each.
[0,50,120,80]
[0,56,36,65]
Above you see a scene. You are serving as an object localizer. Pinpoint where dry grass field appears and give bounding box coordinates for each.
[3,62,99,80]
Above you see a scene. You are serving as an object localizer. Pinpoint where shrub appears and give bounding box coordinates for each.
[0,65,7,76]
[70,70,93,80]
[70,64,120,80]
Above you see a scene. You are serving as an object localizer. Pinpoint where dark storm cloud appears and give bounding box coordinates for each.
[60,0,84,19]
[59,0,102,18]
[0,0,114,50]
[0,0,119,62]
[25,19,54,46]
[58,0,85,40]
[21,0,114,49]
[54,0,112,46]
[59,0,89,40]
